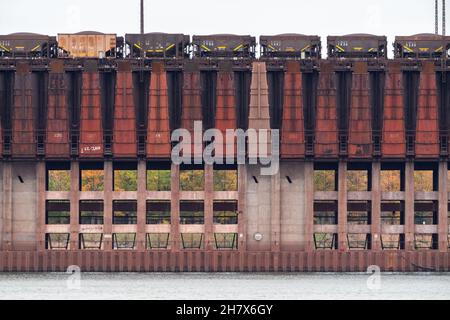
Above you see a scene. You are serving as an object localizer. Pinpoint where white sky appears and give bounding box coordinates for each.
[0,0,444,58]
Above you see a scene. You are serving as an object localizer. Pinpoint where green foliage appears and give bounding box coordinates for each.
[347,171,368,192]
[48,170,71,191]
[147,170,171,191]
[180,170,204,191]
[114,170,137,191]
[81,170,104,191]
[214,170,238,191]
[314,170,335,192]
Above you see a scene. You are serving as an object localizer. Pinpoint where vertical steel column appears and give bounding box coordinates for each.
[404,161,415,251]
[36,162,46,251]
[371,161,382,251]
[338,161,348,251]
[271,170,281,252]
[136,160,147,251]
[304,161,315,252]
[103,161,113,251]
[204,164,214,250]
[170,164,180,251]
[438,161,449,251]
[1,162,12,250]
[238,164,247,252]
[69,161,80,250]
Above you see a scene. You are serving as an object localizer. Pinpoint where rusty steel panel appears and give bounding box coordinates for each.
[382,62,406,158]
[113,67,137,158]
[147,62,171,159]
[12,62,35,158]
[181,67,202,157]
[79,71,103,157]
[348,63,372,158]
[281,61,305,158]
[315,61,338,158]
[58,32,118,58]
[215,70,237,158]
[416,62,439,158]
[46,64,70,158]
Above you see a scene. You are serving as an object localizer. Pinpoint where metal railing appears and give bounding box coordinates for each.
[79,216,104,225]
[113,216,138,225]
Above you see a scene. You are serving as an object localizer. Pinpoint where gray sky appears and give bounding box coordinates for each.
[0,0,443,58]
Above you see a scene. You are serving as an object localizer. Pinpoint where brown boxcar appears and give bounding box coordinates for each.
[192,35,256,58]
[348,62,372,158]
[382,62,406,158]
[58,32,118,58]
[113,62,137,158]
[181,65,202,158]
[281,61,305,158]
[79,71,103,158]
[315,61,338,158]
[416,62,439,158]
[46,60,70,158]
[12,62,35,158]
[147,61,171,159]
[215,68,237,158]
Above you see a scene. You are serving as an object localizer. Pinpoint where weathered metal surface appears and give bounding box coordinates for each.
[147,61,171,158]
[125,33,189,58]
[315,61,338,158]
[215,69,237,157]
[281,61,305,158]
[349,62,372,158]
[395,34,450,59]
[0,251,448,272]
[113,63,137,158]
[382,62,406,158]
[260,34,321,58]
[12,62,35,158]
[0,33,56,58]
[181,64,202,157]
[58,32,120,58]
[328,34,387,58]
[193,35,256,58]
[79,71,103,158]
[416,62,439,158]
[46,61,70,158]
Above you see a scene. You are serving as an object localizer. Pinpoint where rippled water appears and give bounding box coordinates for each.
[0,273,449,300]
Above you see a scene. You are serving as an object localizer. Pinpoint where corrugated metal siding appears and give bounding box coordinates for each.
[416,62,439,158]
[382,62,406,158]
[315,61,338,158]
[281,61,305,158]
[79,72,103,157]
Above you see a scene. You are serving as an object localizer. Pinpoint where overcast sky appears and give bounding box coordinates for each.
[0,0,444,58]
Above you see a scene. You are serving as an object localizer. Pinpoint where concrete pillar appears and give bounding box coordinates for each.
[438,161,448,252]
[1,162,12,251]
[338,161,348,251]
[170,164,180,251]
[136,160,146,251]
[204,164,214,250]
[238,164,247,252]
[69,161,80,250]
[404,161,415,251]
[304,161,314,252]
[103,161,113,251]
[36,161,46,251]
[371,161,381,251]
[271,170,281,252]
